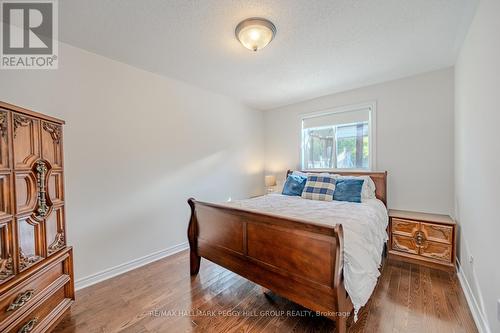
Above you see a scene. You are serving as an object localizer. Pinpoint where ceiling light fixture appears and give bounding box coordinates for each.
[235,18,276,52]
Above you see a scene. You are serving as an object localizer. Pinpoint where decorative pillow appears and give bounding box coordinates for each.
[282,174,307,196]
[333,179,364,203]
[301,175,336,201]
[337,175,376,200]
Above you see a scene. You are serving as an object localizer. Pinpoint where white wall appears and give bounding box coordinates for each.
[455,0,500,332]
[0,42,264,281]
[264,68,454,214]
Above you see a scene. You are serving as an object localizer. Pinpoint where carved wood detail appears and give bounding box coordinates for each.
[420,241,452,262]
[0,112,9,169]
[0,256,13,281]
[0,112,7,140]
[393,240,408,252]
[421,223,453,244]
[392,219,419,237]
[13,114,32,137]
[423,247,451,260]
[392,234,418,254]
[42,122,62,144]
[0,221,14,282]
[431,226,450,239]
[18,248,42,271]
[48,233,65,255]
[12,114,40,169]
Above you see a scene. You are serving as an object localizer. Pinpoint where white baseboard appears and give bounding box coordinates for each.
[456,259,491,333]
[75,242,189,290]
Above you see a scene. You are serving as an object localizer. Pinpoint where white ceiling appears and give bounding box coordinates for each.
[59,0,477,110]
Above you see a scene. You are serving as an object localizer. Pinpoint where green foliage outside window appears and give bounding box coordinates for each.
[303,122,369,169]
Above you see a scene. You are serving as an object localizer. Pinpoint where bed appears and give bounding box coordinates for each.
[187,170,388,333]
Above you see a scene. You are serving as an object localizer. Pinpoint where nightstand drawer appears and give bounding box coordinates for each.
[391,218,419,237]
[389,209,456,270]
[420,241,452,263]
[421,222,453,244]
[391,234,418,255]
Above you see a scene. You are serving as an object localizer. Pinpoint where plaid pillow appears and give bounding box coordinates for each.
[301,175,336,201]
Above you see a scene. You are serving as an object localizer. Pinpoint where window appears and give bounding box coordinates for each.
[301,104,375,170]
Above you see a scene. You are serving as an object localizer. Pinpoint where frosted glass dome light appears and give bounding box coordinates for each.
[235,18,276,52]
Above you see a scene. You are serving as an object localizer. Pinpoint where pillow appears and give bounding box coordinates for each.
[292,170,308,178]
[337,175,376,200]
[292,171,333,177]
[301,175,336,201]
[282,174,307,196]
[333,178,364,203]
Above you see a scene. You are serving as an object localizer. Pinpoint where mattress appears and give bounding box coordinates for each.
[226,193,388,317]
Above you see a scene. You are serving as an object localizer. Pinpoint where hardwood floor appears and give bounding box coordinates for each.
[53,250,477,333]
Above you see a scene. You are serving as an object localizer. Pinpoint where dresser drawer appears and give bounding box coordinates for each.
[391,234,418,255]
[0,253,70,326]
[421,222,453,244]
[5,283,71,333]
[391,218,419,237]
[420,241,452,263]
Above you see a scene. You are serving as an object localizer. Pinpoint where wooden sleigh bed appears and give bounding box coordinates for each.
[187,171,387,333]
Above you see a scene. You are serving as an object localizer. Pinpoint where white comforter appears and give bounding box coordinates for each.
[226,194,388,316]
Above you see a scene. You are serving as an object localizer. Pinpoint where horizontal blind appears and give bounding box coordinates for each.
[302,107,370,129]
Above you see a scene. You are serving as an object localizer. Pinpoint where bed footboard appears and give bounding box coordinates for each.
[187,198,352,333]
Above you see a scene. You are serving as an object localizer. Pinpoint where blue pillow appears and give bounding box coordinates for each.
[333,179,364,203]
[282,174,307,196]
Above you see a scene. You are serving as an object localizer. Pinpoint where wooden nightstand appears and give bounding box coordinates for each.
[388,209,456,270]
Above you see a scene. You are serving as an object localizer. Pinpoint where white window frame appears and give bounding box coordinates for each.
[300,101,377,171]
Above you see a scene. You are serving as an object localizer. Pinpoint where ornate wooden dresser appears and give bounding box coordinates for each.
[0,101,74,332]
[388,209,456,270]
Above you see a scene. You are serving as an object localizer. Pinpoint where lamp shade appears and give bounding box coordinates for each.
[265,175,277,187]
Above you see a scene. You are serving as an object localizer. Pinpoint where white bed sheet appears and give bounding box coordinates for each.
[225,193,388,317]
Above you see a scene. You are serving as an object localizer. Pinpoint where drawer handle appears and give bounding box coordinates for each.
[415,231,426,246]
[18,317,38,333]
[35,160,49,218]
[6,289,35,312]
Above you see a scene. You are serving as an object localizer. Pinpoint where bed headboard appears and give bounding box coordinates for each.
[286,170,388,206]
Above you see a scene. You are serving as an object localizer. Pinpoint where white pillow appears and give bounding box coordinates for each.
[337,175,376,201]
[292,170,307,178]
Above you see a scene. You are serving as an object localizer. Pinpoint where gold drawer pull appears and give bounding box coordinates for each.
[35,160,49,218]
[6,290,35,312]
[18,317,38,333]
[415,231,426,246]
